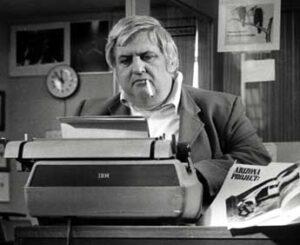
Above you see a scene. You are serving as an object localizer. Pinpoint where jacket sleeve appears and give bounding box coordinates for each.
[194,96,271,204]
[74,98,113,116]
[74,100,87,116]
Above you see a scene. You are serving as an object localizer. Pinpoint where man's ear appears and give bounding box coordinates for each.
[167,61,176,73]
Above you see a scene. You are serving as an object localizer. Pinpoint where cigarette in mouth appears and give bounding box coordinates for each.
[146,79,154,97]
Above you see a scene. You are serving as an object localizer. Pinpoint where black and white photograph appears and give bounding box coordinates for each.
[71,20,110,72]
[218,0,281,52]
[9,22,70,76]
[16,28,64,66]
[1,0,300,244]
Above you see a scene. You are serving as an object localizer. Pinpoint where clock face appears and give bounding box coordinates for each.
[46,65,79,99]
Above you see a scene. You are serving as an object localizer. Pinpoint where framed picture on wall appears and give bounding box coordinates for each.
[9,22,70,76]
[218,0,281,52]
[71,20,110,73]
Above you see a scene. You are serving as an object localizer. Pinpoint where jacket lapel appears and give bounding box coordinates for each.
[107,95,130,115]
[179,87,204,144]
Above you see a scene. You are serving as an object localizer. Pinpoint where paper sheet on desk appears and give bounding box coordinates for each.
[59,116,149,138]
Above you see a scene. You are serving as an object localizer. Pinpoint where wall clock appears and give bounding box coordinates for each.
[46,65,79,99]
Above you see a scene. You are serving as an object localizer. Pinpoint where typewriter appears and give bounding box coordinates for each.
[5,117,203,224]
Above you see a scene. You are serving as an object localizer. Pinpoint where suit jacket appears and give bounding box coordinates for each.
[76,85,271,206]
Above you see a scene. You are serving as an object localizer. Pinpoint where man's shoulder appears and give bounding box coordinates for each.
[182,86,246,133]
[76,94,120,116]
[183,85,239,109]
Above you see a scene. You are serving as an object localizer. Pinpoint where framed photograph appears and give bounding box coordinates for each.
[218,0,281,52]
[10,22,70,76]
[71,20,110,73]
[0,91,4,131]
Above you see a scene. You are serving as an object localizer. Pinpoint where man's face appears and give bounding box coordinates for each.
[114,31,174,110]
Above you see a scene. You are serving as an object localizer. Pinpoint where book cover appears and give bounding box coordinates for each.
[202,162,300,228]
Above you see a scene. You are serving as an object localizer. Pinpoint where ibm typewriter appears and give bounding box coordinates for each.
[5,116,203,225]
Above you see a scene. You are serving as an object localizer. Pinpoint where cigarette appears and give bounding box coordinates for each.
[146,79,154,97]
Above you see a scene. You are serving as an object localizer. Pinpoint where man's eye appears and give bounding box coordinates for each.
[141,53,156,62]
[119,57,131,66]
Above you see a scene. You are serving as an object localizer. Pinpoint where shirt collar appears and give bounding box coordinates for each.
[120,71,183,113]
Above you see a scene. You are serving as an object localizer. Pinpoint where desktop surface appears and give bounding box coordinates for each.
[15,224,300,245]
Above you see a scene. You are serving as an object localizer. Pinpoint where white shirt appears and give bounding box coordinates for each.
[120,72,183,140]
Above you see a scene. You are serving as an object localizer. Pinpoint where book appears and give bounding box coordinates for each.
[59,116,149,139]
[201,162,300,228]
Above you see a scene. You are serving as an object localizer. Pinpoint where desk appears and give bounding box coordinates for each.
[15,225,300,245]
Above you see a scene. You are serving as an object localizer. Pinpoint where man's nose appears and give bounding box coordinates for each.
[132,56,146,74]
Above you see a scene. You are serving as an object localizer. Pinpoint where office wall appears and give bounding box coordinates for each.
[174,0,218,19]
[8,73,114,140]
[6,11,124,140]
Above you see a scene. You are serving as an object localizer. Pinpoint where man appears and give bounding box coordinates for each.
[76,15,271,207]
